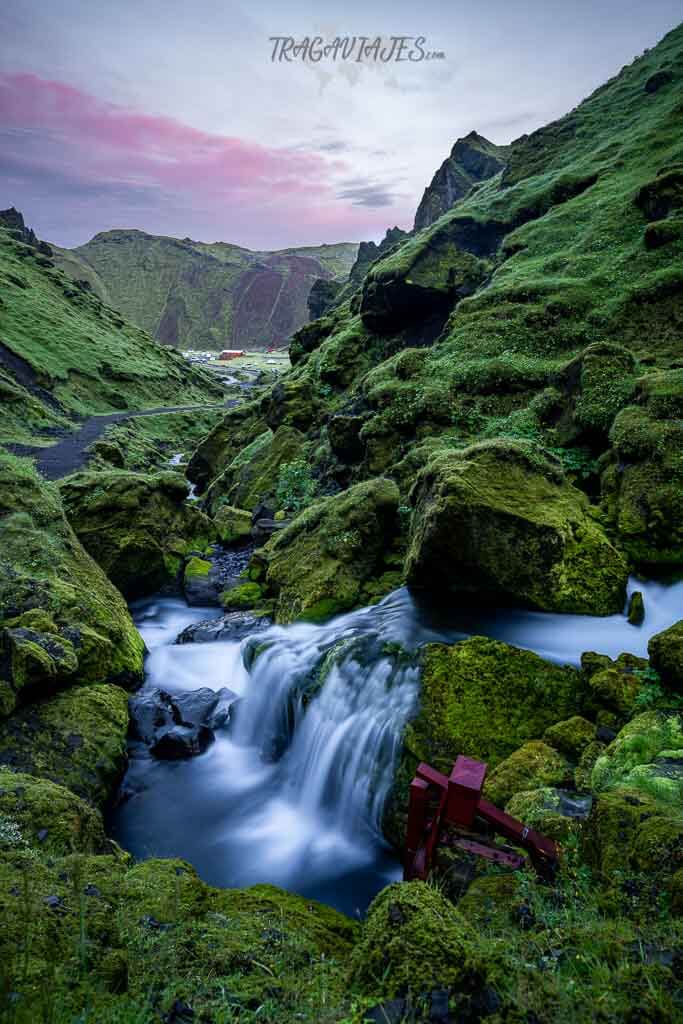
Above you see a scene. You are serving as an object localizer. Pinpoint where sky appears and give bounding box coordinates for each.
[1,0,681,251]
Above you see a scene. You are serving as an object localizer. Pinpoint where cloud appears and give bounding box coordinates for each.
[0,72,414,247]
[336,182,398,208]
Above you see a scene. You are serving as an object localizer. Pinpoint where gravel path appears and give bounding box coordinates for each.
[7,401,234,480]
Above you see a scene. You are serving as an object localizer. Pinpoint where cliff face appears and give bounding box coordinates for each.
[413,131,509,231]
[54,231,358,351]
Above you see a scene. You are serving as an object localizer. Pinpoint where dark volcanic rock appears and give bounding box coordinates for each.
[129,686,238,758]
[176,611,271,644]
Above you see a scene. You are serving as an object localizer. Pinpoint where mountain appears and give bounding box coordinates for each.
[0,210,223,445]
[54,231,358,352]
[413,130,510,231]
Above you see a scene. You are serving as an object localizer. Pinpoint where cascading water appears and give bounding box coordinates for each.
[110,576,683,915]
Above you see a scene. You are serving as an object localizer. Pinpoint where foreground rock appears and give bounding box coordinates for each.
[254,478,401,623]
[0,683,129,805]
[0,454,144,716]
[59,468,216,599]
[406,442,629,614]
[129,686,238,759]
[648,618,683,688]
[0,769,107,854]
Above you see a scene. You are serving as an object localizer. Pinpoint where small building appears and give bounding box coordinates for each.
[219,349,246,360]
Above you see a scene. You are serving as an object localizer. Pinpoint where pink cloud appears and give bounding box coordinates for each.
[0,72,413,248]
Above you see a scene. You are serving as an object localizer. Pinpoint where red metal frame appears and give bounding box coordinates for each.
[403,755,559,882]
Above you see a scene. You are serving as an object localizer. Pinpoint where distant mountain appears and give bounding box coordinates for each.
[413,131,509,231]
[0,210,222,445]
[54,231,358,352]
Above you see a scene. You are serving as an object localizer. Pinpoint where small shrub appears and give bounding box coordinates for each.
[275,460,317,515]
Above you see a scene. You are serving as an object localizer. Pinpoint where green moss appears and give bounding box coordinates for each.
[0,770,105,854]
[628,590,645,625]
[591,711,683,796]
[0,684,129,807]
[60,468,216,599]
[543,716,596,758]
[584,784,683,878]
[582,650,649,716]
[505,787,583,843]
[405,441,628,615]
[484,741,572,807]
[648,619,683,688]
[0,454,144,708]
[0,851,356,1023]
[0,626,78,709]
[205,426,307,514]
[183,556,211,580]
[258,478,400,623]
[220,582,263,610]
[350,881,486,999]
[212,503,252,544]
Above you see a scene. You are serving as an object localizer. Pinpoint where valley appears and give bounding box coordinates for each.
[0,20,682,1024]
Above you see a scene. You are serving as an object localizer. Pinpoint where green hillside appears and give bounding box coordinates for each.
[0,217,224,446]
[54,230,358,351]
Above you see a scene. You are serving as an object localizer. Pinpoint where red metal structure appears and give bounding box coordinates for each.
[404,755,559,882]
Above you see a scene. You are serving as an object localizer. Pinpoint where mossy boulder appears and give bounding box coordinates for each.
[0,683,129,807]
[483,741,572,807]
[581,651,650,716]
[0,769,105,854]
[648,619,683,688]
[205,426,306,515]
[583,785,683,878]
[257,478,400,623]
[505,787,591,843]
[0,852,356,1022]
[384,637,583,847]
[543,716,596,758]
[0,624,78,713]
[601,397,683,565]
[212,503,252,544]
[551,343,637,444]
[590,711,683,799]
[406,442,628,615]
[350,881,487,998]
[186,399,266,493]
[220,582,263,610]
[0,454,144,714]
[60,468,216,599]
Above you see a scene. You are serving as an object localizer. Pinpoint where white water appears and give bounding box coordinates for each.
[111,577,682,914]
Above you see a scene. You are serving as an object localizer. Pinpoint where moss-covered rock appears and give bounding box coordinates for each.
[0,769,105,854]
[601,396,683,565]
[0,454,144,714]
[60,468,215,599]
[505,787,589,843]
[584,785,683,878]
[543,716,596,758]
[581,650,650,717]
[258,478,400,623]
[627,589,645,625]
[212,503,252,544]
[483,741,572,807]
[0,684,129,806]
[406,442,628,615]
[591,711,683,799]
[186,399,266,493]
[205,426,306,515]
[350,880,487,998]
[0,851,356,1023]
[0,624,78,712]
[384,637,583,847]
[648,619,683,688]
[220,582,263,610]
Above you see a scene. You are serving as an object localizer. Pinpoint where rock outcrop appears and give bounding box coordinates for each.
[414,131,509,231]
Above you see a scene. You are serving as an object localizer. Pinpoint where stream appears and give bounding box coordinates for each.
[110,576,682,917]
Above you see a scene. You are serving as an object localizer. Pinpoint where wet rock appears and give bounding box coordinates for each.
[648,619,683,688]
[151,724,214,759]
[129,686,238,758]
[176,611,271,644]
[627,590,645,625]
[183,557,220,607]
